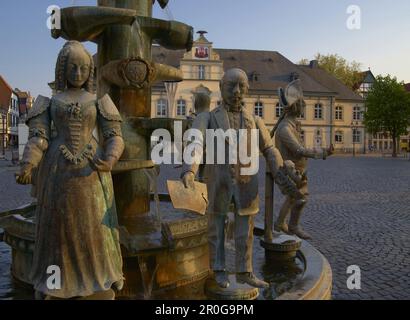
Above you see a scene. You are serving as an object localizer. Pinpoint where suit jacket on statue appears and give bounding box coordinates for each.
[182,104,284,216]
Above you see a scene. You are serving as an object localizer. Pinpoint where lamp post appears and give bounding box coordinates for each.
[351,120,360,157]
[1,110,7,159]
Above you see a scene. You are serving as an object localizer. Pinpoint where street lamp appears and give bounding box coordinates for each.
[0,110,7,159]
[351,120,360,157]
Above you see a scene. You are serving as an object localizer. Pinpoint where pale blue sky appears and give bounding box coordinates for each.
[0,0,409,97]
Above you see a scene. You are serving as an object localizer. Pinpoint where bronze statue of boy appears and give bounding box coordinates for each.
[274,80,334,240]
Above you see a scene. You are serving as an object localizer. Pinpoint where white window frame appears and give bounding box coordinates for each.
[297,105,305,119]
[335,106,343,121]
[335,131,344,144]
[314,103,323,120]
[300,130,305,144]
[254,101,264,118]
[176,99,186,117]
[353,106,362,121]
[198,65,206,80]
[275,103,283,118]
[156,99,168,117]
[353,129,361,143]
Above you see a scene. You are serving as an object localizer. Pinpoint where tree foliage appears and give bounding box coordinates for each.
[364,75,410,156]
[299,53,362,88]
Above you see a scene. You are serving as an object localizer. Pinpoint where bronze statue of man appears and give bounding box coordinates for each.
[181,68,302,289]
[275,79,333,240]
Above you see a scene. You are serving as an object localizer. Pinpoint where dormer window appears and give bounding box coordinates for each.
[250,72,260,82]
[290,72,299,81]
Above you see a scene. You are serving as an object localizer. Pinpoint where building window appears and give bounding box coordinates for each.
[275,103,283,118]
[314,103,323,119]
[198,65,206,80]
[353,106,362,121]
[300,130,305,143]
[335,106,343,120]
[254,101,264,118]
[353,129,361,143]
[297,105,305,119]
[335,131,344,144]
[315,129,322,147]
[156,99,168,117]
[176,99,186,117]
[360,83,372,92]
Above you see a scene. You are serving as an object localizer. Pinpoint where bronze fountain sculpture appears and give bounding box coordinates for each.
[181,68,304,292]
[17,41,125,299]
[0,0,334,301]
[274,80,334,240]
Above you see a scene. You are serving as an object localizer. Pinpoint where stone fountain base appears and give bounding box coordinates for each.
[0,202,332,300]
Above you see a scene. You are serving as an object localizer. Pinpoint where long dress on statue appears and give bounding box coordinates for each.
[25,93,124,298]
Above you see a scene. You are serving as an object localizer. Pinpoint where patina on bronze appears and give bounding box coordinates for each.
[16,41,125,299]
[46,0,214,298]
[274,80,334,240]
[181,68,304,291]
[49,2,193,233]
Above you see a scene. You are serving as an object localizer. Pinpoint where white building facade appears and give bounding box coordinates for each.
[151,33,366,153]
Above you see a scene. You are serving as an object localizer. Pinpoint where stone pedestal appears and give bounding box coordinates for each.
[261,233,302,261]
[204,274,259,300]
[45,289,115,300]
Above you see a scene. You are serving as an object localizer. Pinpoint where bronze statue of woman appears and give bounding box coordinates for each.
[16,41,125,299]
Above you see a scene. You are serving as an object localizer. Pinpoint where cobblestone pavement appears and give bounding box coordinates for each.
[0,156,409,300]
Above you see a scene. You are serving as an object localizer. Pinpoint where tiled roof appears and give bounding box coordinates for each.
[151,46,362,101]
[353,70,376,91]
[0,75,13,112]
[299,65,364,101]
[217,49,333,95]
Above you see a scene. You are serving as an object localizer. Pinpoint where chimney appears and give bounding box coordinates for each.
[310,60,319,68]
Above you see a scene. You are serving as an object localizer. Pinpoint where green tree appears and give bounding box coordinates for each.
[364,75,410,157]
[299,53,362,88]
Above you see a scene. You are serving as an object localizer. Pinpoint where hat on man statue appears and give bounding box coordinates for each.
[278,79,304,107]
